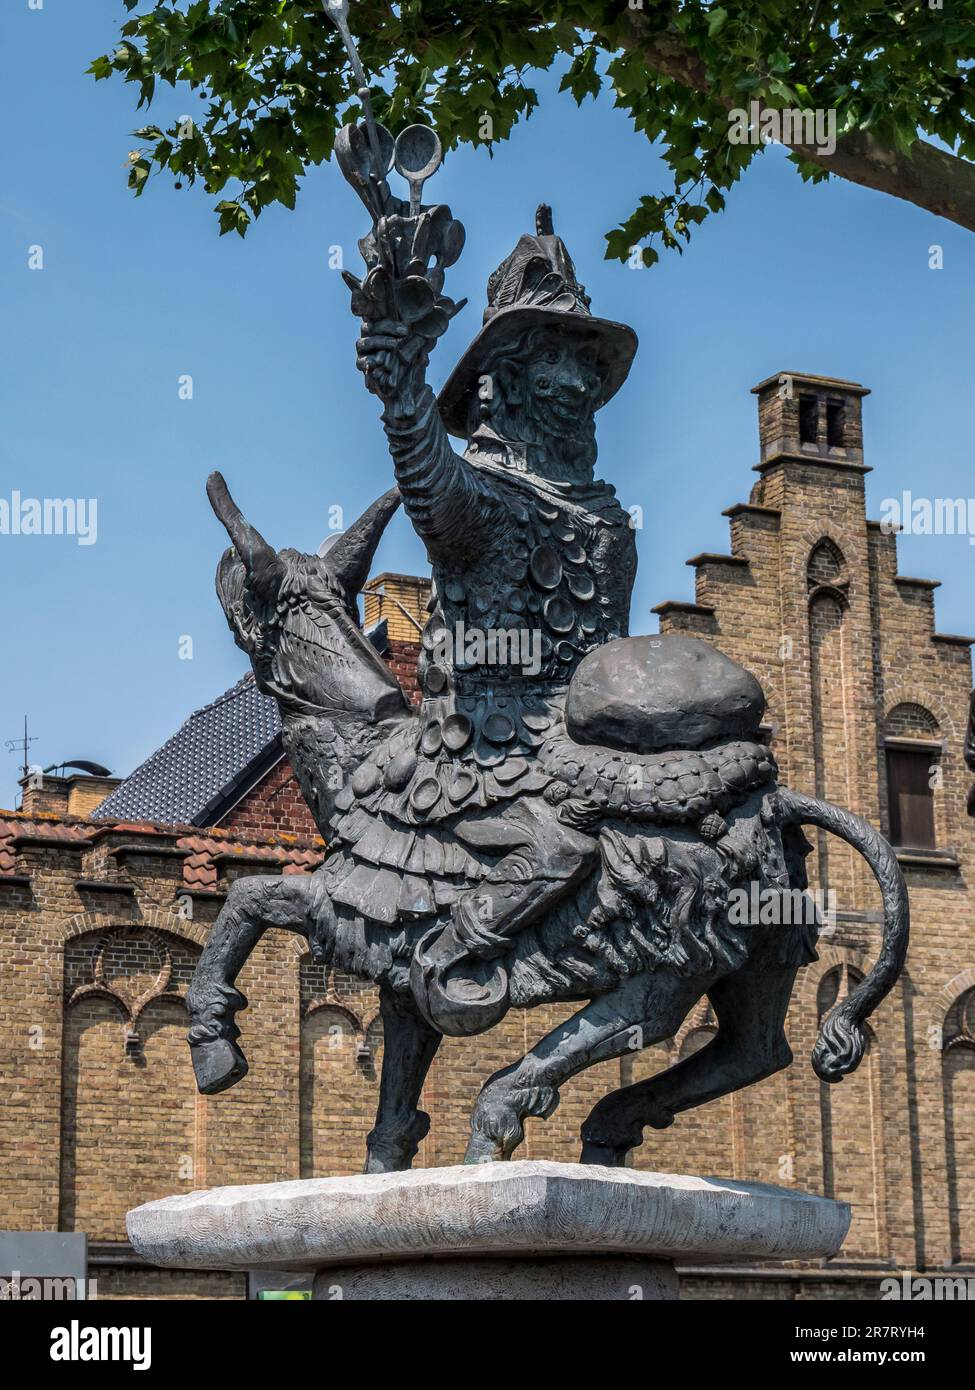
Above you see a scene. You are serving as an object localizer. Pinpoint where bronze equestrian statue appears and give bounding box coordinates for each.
[186,120,908,1174]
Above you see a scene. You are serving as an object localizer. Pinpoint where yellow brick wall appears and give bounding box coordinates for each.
[67,779,121,819]
[362,572,431,642]
[656,373,975,1286]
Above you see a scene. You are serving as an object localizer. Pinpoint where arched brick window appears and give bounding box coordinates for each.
[298,960,382,1178]
[807,538,847,590]
[883,704,942,850]
[59,928,200,1239]
[943,989,975,1262]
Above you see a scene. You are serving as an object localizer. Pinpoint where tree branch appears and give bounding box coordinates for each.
[619,15,975,233]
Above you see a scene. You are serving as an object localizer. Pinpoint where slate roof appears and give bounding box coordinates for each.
[92,674,282,827]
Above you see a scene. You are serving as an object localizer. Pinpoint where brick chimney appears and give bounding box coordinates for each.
[19,773,121,819]
[362,572,431,641]
[751,372,869,468]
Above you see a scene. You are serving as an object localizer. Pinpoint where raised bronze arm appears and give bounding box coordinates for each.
[332,99,510,563]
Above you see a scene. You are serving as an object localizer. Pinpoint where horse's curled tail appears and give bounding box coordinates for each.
[777,788,909,1083]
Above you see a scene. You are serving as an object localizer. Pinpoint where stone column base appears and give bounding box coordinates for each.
[127,1161,850,1302]
[312,1255,677,1301]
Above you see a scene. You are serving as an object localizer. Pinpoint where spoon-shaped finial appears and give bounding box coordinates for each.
[394,125,443,217]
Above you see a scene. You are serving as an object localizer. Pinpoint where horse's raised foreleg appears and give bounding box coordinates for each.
[186,872,326,1094]
[580,944,797,1165]
[464,972,707,1163]
[365,984,442,1173]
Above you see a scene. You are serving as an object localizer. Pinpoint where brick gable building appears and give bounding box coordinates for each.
[1,375,973,1299]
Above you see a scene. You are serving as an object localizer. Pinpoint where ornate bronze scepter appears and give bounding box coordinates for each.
[321,0,466,408]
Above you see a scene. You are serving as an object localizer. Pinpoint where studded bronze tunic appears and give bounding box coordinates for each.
[325,387,775,928]
[324,386,632,921]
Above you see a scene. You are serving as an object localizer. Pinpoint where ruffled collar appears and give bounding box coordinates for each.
[464,425,620,513]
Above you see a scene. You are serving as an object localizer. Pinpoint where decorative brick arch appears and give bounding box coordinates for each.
[885,701,941,737]
[55,907,208,950]
[282,930,316,960]
[60,919,201,1043]
[879,689,957,849]
[807,538,850,605]
[881,687,959,744]
[797,946,873,1013]
[793,523,861,603]
[63,987,128,1021]
[303,999,363,1033]
[795,523,859,561]
[936,968,975,1024]
[940,972,975,1261]
[808,582,850,612]
[57,919,202,1241]
[299,999,381,1177]
[675,997,716,1052]
[805,948,890,1259]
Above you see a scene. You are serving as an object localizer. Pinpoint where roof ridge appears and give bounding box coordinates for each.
[186,671,256,722]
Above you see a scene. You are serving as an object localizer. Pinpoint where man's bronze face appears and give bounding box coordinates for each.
[523,330,601,439]
[473,324,603,482]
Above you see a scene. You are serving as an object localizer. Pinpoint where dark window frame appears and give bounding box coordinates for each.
[798,393,819,445]
[826,397,846,448]
[884,742,939,850]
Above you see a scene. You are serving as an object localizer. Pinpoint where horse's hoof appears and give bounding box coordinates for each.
[579,1140,629,1167]
[464,1131,504,1164]
[364,1110,431,1172]
[191,1037,248,1095]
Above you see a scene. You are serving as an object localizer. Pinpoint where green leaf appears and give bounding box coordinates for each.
[127,158,150,195]
[560,46,601,105]
[215,199,250,238]
[87,0,975,253]
[87,55,113,82]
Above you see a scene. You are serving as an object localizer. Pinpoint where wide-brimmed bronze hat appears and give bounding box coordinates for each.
[437,204,638,439]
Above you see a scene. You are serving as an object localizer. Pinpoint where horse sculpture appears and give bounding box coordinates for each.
[185,190,908,1175]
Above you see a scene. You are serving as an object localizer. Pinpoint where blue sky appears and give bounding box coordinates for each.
[1,1,973,809]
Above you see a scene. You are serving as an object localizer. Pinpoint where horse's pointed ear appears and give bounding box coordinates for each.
[207,472,281,594]
[207,472,274,566]
[325,487,401,595]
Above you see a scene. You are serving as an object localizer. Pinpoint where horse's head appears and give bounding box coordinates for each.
[207,472,407,722]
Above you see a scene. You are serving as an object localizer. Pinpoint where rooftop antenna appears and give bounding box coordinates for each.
[4,716,37,782]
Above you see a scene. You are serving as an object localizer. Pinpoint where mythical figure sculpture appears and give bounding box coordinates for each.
[186,110,908,1173]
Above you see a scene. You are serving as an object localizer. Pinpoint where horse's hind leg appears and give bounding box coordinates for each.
[365,985,442,1173]
[465,972,707,1163]
[187,872,324,1094]
[580,945,797,1165]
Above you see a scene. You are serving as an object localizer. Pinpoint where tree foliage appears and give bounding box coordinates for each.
[91,1,975,260]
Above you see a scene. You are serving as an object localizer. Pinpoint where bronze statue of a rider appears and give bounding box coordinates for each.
[187,106,907,1173]
[343,204,654,1035]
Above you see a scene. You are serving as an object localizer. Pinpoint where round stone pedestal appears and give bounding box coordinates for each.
[127,1161,850,1301]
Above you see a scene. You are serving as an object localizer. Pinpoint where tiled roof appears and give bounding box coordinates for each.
[179,833,322,889]
[0,818,93,873]
[93,674,282,827]
[0,815,323,887]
